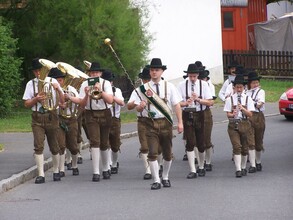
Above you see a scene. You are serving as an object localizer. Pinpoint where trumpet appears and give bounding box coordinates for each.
[38,59,57,111]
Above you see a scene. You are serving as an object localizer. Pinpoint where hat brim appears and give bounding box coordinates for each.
[146,65,167,70]
[248,76,262,81]
[232,81,247,85]
[89,68,104,72]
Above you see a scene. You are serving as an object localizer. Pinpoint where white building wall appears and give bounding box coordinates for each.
[267,1,293,19]
[142,0,223,85]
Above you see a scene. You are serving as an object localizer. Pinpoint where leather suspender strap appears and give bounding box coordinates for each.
[185,80,189,100]
[32,79,37,111]
[112,86,116,116]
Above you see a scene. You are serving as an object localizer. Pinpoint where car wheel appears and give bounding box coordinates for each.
[285,115,293,121]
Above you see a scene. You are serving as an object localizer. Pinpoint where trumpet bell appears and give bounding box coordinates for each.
[83,60,92,70]
[104,38,111,45]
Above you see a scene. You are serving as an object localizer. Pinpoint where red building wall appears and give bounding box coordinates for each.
[221,0,267,50]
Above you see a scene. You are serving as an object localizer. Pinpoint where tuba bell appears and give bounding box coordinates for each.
[71,67,89,92]
[56,62,80,118]
[38,59,57,111]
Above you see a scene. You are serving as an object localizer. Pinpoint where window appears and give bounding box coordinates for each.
[223,11,234,29]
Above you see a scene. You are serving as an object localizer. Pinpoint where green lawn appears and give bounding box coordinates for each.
[0,79,291,133]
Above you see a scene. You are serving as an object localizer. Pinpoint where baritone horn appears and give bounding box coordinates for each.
[38,59,57,111]
[56,62,80,118]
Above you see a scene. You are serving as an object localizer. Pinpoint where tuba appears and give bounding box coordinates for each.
[38,59,57,111]
[71,67,89,92]
[56,62,80,118]
[83,60,102,100]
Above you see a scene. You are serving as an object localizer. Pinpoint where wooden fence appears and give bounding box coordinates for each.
[223,50,293,76]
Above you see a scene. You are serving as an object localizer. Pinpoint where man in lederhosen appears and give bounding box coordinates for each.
[224,74,255,178]
[134,58,183,190]
[246,71,266,172]
[101,70,125,174]
[48,67,80,177]
[74,62,113,182]
[23,58,64,183]
[178,64,214,179]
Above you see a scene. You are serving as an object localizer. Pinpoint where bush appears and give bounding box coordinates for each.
[0,17,22,118]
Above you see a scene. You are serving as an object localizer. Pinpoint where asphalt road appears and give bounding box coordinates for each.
[0,114,292,220]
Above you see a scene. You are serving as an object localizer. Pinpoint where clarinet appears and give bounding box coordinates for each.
[234,93,242,131]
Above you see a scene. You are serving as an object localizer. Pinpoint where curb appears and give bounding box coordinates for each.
[0,112,279,194]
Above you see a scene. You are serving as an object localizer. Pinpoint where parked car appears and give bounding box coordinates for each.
[279,87,293,120]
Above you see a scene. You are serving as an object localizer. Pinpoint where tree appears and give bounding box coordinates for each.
[0,17,22,117]
[2,0,151,83]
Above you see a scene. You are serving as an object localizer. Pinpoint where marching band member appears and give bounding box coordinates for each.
[23,58,64,183]
[178,64,214,179]
[246,71,266,172]
[224,74,255,178]
[134,58,183,190]
[101,70,125,174]
[73,62,113,182]
[48,67,80,177]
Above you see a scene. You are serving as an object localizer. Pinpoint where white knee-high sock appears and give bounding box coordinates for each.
[194,147,199,159]
[187,151,196,173]
[162,160,172,180]
[71,154,78,169]
[157,153,163,166]
[198,152,205,169]
[255,151,262,164]
[149,161,160,183]
[249,150,256,167]
[111,151,118,167]
[100,149,109,172]
[52,154,60,173]
[65,148,71,163]
[205,148,213,164]
[108,149,112,169]
[35,154,45,177]
[234,154,241,171]
[91,148,100,174]
[59,154,65,172]
[141,153,151,174]
[241,155,248,169]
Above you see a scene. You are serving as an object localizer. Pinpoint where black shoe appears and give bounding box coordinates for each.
[248,166,256,173]
[103,171,111,179]
[66,162,72,170]
[241,169,247,176]
[162,179,171,188]
[235,171,242,178]
[205,164,213,171]
[143,173,152,180]
[256,163,262,171]
[111,167,118,174]
[151,182,161,190]
[59,171,65,178]
[92,174,100,182]
[35,176,45,184]
[183,153,188,161]
[159,165,163,178]
[77,157,83,164]
[187,172,197,179]
[53,173,61,181]
[72,168,79,176]
[198,168,206,177]
[194,158,198,165]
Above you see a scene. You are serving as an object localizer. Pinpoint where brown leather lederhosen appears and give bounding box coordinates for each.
[84,80,112,150]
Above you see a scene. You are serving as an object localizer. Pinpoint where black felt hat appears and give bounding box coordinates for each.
[138,67,151,79]
[88,62,104,72]
[228,60,240,68]
[232,74,246,85]
[198,70,210,80]
[102,70,115,81]
[146,58,167,70]
[194,60,206,69]
[184,64,205,74]
[30,58,43,70]
[48,67,65,79]
[247,71,262,81]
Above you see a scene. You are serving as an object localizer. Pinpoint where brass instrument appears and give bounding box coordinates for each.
[56,62,80,118]
[38,59,57,111]
[71,67,89,91]
[83,60,102,100]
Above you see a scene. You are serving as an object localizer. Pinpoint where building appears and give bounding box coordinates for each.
[221,0,267,50]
